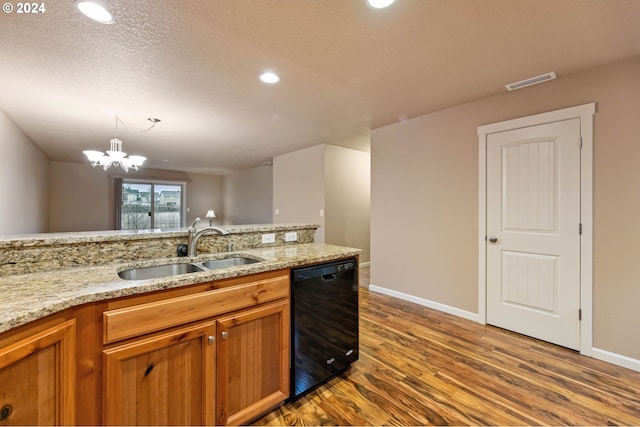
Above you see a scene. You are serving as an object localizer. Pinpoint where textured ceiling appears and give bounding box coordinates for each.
[1,0,640,174]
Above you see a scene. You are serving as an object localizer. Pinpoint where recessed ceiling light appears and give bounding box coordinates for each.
[76,0,114,24]
[366,0,397,9]
[259,72,280,84]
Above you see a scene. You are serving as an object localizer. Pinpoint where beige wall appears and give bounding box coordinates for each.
[371,55,640,360]
[0,110,49,235]
[325,145,371,263]
[273,144,326,242]
[222,165,273,225]
[49,162,110,232]
[185,173,224,227]
[49,161,224,232]
[273,144,371,262]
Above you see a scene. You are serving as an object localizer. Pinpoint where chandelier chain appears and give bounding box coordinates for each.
[115,116,160,135]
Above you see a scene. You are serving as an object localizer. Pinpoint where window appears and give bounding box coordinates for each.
[120,180,185,230]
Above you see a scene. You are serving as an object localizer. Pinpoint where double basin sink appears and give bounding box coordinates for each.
[118,257,260,281]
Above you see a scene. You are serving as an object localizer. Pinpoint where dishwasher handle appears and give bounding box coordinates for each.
[292,258,357,281]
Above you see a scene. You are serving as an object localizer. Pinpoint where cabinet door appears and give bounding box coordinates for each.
[216,300,289,426]
[103,322,215,426]
[0,319,76,426]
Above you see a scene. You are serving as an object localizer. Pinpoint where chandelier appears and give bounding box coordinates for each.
[83,116,160,172]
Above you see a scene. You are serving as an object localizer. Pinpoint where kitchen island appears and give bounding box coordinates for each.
[0,225,361,426]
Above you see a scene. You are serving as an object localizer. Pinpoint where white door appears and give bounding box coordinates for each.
[486,118,581,350]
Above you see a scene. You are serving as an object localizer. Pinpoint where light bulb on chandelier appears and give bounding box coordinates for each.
[83,116,160,172]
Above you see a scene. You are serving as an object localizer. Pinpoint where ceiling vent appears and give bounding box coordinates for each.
[505,72,557,91]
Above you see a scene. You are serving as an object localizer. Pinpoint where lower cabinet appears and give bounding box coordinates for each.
[103,322,216,426]
[102,299,290,426]
[101,270,291,426]
[216,300,290,426]
[0,269,292,426]
[0,319,76,426]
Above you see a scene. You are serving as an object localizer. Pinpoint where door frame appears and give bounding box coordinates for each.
[477,103,595,356]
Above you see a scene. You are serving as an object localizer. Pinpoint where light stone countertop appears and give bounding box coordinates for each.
[0,243,361,334]
[0,223,320,248]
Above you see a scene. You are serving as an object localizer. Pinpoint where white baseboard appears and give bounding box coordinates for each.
[592,348,640,372]
[368,284,479,323]
[359,261,370,268]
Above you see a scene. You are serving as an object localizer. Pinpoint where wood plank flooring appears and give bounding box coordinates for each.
[254,267,640,426]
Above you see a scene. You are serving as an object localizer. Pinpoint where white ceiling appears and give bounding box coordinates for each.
[1,0,640,174]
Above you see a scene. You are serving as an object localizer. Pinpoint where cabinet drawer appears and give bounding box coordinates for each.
[103,273,289,344]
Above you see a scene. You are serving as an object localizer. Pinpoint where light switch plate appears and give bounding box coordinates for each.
[285,232,297,242]
[262,233,276,244]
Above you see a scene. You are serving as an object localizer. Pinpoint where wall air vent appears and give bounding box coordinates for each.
[505,72,557,91]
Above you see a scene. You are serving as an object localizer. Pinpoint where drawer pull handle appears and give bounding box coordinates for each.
[221,331,229,340]
[208,335,215,344]
[144,363,155,377]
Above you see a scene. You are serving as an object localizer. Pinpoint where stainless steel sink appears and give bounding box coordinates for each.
[201,257,259,270]
[118,257,260,280]
[118,263,205,280]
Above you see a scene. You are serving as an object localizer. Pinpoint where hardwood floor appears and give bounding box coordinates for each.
[254,267,640,426]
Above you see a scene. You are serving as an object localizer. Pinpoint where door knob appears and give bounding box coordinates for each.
[488,236,498,243]
[221,331,229,340]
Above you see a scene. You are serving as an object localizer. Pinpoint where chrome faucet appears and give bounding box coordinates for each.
[187,217,230,257]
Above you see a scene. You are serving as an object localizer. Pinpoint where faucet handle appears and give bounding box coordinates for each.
[190,218,200,229]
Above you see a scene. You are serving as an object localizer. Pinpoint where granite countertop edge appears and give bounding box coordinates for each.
[0,243,361,334]
[0,223,321,248]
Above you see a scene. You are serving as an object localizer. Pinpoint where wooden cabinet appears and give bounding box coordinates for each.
[0,269,292,426]
[0,319,76,426]
[102,271,289,344]
[216,300,290,426]
[103,322,216,426]
[102,270,290,426]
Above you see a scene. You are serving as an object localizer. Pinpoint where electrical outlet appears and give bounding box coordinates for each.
[275,208,279,215]
[285,231,297,242]
[262,233,276,244]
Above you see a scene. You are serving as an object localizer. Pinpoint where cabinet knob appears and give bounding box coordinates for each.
[1,405,12,421]
[207,335,215,344]
[221,331,229,340]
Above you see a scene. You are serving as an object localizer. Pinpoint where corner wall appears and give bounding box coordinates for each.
[325,145,371,263]
[273,144,371,261]
[371,55,640,361]
[0,110,49,235]
[273,145,326,242]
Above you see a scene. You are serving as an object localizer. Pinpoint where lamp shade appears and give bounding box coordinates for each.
[205,210,216,219]
[128,155,147,167]
[83,150,105,162]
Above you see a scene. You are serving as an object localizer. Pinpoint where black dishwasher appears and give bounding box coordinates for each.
[290,258,359,399]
